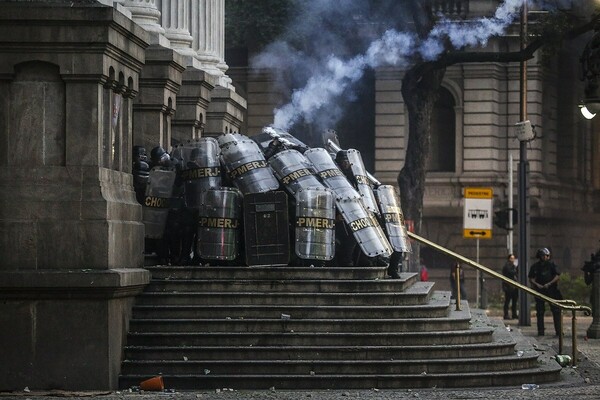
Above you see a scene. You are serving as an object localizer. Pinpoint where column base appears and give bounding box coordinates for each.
[0,268,150,391]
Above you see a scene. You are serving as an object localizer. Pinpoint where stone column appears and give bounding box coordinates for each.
[193,0,231,86]
[133,44,185,151]
[0,3,150,391]
[160,0,197,61]
[119,0,170,47]
[205,86,247,136]
[172,68,216,141]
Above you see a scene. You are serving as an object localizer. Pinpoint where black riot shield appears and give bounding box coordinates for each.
[337,197,392,258]
[304,148,360,200]
[196,187,243,261]
[142,167,176,239]
[345,149,379,215]
[375,185,412,253]
[177,138,222,209]
[268,149,324,197]
[219,135,280,194]
[244,191,290,266]
[295,187,336,261]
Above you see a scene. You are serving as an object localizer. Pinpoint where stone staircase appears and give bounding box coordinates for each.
[118,265,561,390]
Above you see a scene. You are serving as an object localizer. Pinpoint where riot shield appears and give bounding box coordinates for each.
[142,167,176,239]
[259,126,310,152]
[375,185,412,253]
[337,197,392,258]
[304,148,360,200]
[295,187,336,261]
[345,149,379,215]
[268,149,324,197]
[217,132,247,148]
[220,137,280,194]
[196,187,243,261]
[177,138,222,209]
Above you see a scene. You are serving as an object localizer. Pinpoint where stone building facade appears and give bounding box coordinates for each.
[0,0,244,391]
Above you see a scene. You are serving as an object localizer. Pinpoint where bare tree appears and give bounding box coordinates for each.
[398,3,599,265]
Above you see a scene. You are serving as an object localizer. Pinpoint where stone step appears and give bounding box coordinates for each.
[119,266,562,390]
[145,275,417,293]
[128,314,470,333]
[123,341,518,361]
[131,295,451,319]
[120,353,540,376]
[136,281,435,306]
[146,265,388,281]
[119,364,561,390]
[125,327,495,347]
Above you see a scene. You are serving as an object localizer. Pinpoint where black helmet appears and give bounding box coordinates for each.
[150,146,166,160]
[150,146,170,166]
[335,150,349,164]
[536,247,551,259]
[133,145,147,162]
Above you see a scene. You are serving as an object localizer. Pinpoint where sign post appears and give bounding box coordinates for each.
[463,187,493,308]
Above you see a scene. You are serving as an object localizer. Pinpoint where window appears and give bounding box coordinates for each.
[427,87,456,172]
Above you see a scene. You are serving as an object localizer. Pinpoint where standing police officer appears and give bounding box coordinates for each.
[528,247,562,336]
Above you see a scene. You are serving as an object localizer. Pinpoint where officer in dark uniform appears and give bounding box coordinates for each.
[132,145,150,205]
[528,247,562,336]
[148,146,190,265]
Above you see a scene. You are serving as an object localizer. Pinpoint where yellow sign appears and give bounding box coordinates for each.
[464,187,493,199]
[463,229,492,239]
[463,187,493,239]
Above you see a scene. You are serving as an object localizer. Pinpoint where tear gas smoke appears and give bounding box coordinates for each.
[252,0,530,133]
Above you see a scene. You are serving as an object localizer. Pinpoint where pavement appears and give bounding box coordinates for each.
[2,313,600,400]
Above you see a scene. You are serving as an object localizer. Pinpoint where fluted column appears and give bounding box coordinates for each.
[193,0,231,86]
[119,0,170,46]
[159,0,196,59]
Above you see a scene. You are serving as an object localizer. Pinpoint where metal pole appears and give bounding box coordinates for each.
[508,153,513,254]
[518,2,531,327]
[476,238,480,307]
[455,264,462,311]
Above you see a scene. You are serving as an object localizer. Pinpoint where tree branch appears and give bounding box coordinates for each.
[432,12,600,69]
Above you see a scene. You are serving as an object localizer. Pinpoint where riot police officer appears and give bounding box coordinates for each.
[132,146,150,205]
[528,247,562,336]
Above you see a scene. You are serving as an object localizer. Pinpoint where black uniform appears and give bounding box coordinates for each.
[528,249,562,336]
[501,257,518,319]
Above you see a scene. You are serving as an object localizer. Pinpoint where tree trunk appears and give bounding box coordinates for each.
[398,65,446,270]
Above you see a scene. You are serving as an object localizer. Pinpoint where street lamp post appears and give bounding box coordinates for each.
[518,2,531,327]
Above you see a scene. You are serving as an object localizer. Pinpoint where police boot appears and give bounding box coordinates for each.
[387,263,401,279]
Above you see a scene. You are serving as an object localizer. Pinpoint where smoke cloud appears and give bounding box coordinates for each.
[252,0,528,134]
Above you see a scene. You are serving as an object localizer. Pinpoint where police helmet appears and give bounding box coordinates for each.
[150,146,166,160]
[335,150,349,164]
[536,247,551,259]
[150,146,170,165]
[133,145,147,162]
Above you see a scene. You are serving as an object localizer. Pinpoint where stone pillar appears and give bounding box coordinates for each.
[133,44,185,151]
[172,68,216,141]
[205,86,247,136]
[120,0,170,47]
[588,270,600,338]
[193,0,231,87]
[0,2,150,391]
[160,0,197,60]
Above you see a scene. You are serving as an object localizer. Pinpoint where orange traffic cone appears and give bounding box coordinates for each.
[139,375,164,391]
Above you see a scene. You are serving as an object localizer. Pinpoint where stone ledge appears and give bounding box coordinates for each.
[0,268,150,299]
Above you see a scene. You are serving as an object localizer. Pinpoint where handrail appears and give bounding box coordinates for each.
[408,231,591,366]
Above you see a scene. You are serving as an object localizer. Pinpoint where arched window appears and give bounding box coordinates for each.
[427,87,456,172]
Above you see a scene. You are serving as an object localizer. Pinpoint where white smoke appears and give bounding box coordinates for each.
[258,0,528,131]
